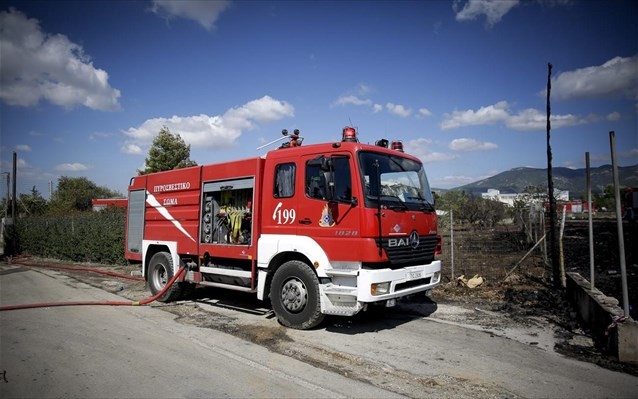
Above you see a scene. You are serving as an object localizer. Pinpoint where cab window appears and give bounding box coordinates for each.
[305,156,352,202]
[274,163,295,198]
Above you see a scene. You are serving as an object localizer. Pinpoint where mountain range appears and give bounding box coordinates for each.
[446,164,638,199]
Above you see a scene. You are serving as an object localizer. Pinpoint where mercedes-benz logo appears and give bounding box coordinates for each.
[409,230,420,249]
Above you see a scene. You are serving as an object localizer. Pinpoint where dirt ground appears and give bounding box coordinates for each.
[6,219,638,378]
[434,218,638,376]
[562,219,637,320]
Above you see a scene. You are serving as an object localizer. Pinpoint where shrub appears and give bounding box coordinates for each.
[15,208,127,265]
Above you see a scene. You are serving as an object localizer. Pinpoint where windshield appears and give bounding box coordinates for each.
[358,151,434,211]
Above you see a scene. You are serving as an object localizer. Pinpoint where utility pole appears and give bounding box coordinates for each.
[12,152,17,223]
[610,131,630,317]
[586,152,595,290]
[546,63,559,288]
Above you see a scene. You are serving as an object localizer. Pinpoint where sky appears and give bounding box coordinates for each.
[1,0,637,200]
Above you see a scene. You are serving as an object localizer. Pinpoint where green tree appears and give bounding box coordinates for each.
[437,191,506,228]
[17,186,47,216]
[48,177,122,214]
[139,126,197,175]
[437,190,469,215]
[592,185,615,211]
[0,197,8,219]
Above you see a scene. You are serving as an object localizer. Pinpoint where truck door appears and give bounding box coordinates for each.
[297,153,362,260]
[261,161,299,236]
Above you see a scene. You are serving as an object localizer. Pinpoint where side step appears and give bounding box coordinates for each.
[198,266,255,293]
[319,284,363,316]
[198,281,256,293]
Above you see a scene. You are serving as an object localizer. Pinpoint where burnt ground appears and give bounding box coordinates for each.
[5,220,638,378]
[434,218,638,376]
[563,219,638,321]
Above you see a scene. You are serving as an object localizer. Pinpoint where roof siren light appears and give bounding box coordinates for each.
[342,126,358,142]
[391,140,404,152]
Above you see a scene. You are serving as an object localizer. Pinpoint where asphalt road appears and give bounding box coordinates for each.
[1,262,637,398]
[0,264,400,399]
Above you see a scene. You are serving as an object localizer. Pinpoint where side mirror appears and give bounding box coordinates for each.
[321,157,332,172]
[308,155,332,172]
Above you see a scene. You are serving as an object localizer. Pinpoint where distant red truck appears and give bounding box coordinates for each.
[91,198,128,211]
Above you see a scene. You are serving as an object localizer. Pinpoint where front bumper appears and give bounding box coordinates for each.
[357,260,441,302]
[319,260,441,316]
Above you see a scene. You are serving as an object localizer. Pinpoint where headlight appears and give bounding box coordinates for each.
[371,282,390,296]
[432,271,440,283]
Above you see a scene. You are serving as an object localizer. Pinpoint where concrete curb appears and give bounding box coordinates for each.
[566,272,637,364]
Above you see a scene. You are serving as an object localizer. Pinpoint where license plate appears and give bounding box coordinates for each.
[408,270,423,280]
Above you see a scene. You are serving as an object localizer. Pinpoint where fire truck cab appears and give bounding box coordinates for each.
[125,128,441,329]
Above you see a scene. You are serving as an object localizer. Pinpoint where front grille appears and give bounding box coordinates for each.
[395,277,431,292]
[374,234,437,267]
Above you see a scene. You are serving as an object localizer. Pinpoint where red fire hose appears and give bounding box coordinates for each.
[9,259,145,282]
[0,258,186,311]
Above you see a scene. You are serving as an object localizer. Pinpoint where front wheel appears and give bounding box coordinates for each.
[270,260,325,329]
[147,252,182,302]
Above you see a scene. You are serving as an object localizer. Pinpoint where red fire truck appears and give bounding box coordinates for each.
[125,128,442,329]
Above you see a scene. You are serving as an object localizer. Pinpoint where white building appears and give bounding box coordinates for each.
[481,189,569,207]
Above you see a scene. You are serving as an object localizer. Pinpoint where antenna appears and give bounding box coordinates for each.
[348,117,358,132]
[256,129,304,150]
[347,117,359,137]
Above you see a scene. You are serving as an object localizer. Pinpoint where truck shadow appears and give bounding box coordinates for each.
[189,287,273,316]
[188,287,438,334]
[323,297,438,334]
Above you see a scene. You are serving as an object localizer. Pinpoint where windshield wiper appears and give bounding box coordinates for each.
[379,195,409,211]
[407,194,435,212]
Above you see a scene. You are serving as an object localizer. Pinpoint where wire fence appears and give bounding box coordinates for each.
[437,206,548,283]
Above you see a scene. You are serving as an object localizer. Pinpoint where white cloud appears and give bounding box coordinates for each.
[354,83,374,96]
[418,108,433,117]
[55,162,90,172]
[15,144,31,152]
[0,157,30,172]
[408,137,433,148]
[151,0,231,30]
[422,152,458,163]
[548,55,638,102]
[123,95,294,153]
[441,101,510,129]
[435,175,479,187]
[373,104,383,113]
[333,95,372,107]
[607,112,621,121]
[121,143,143,155]
[620,148,638,159]
[441,101,588,131]
[449,138,497,152]
[505,108,587,131]
[0,8,121,111]
[453,0,519,27]
[89,132,112,140]
[406,138,457,163]
[386,103,413,117]
[17,158,30,169]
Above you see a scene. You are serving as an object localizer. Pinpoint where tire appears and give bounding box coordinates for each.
[180,282,197,300]
[270,260,325,330]
[147,252,182,302]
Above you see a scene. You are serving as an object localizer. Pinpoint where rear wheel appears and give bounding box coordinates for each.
[270,260,325,329]
[147,252,182,302]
